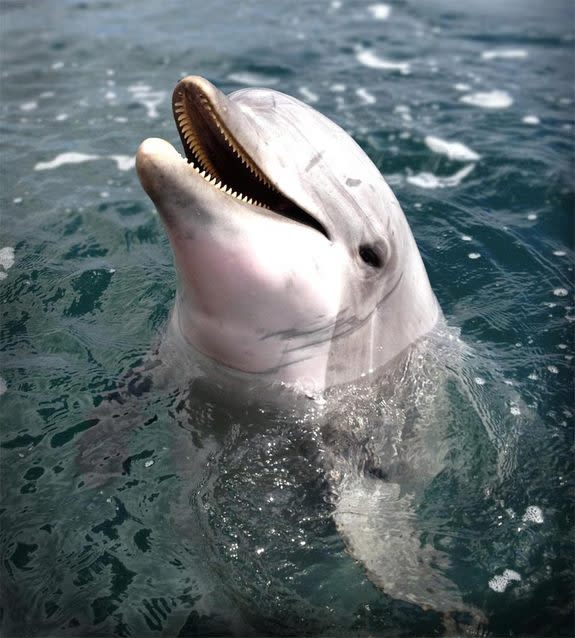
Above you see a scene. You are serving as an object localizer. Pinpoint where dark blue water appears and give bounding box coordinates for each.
[1,1,573,636]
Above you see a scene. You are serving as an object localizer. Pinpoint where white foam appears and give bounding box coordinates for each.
[553,250,566,257]
[356,50,411,74]
[35,152,99,171]
[553,288,568,297]
[527,213,538,221]
[35,153,135,172]
[522,115,540,125]
[228,72,279,86]
[128,83,165,118]
[0,247,16,273]
[468,252,481,260]
[460,90,513,109]
[425,135,480,162]
[0,377,6,395]
[509,404,521,416]
[356,88,376,105]
[474,376,485,385]
[298,86,318,103]
[461,235,472,241]
[454,83,471,92]
[407,164,475,189]
[368,4,391,20]
[522,505,544,524]
[55,113,69,122]
[547,365,559,374]
[489,569,521,593]
[20,101,38,112]
[482,49,528,61]
[109,155,135,171]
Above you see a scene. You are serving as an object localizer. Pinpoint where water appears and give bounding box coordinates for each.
[1,0,573,635]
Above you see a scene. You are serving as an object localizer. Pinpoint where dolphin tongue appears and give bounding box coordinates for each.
[172,76,330,239]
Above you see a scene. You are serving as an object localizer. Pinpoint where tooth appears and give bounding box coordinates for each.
[215,180,222,188]
[199,170,206,178]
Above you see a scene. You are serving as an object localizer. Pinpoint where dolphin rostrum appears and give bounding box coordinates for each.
[136,76,440,397]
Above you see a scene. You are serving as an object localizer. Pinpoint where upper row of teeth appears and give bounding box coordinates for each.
[174,97,274,207]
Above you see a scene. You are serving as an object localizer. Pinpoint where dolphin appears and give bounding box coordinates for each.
[130,77,485,626]
[136,76,441,397]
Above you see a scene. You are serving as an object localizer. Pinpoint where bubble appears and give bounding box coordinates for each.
[489,569,521,593]
[522,505,544,524]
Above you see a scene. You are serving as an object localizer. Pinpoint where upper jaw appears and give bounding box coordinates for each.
[164,75,331,239]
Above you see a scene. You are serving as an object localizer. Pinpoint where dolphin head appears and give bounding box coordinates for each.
[136,76,440,393]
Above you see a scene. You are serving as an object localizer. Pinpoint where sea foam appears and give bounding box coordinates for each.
[407,164,475,189]
[367,4,391,20]
[481,49,528,60]
[356,50,411,74]
[425,135,480,162]
[460,90,513,109]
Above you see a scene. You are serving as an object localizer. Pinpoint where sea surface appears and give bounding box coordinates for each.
[1,0,573,636]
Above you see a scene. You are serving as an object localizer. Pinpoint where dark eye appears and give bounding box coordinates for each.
[359,244,382,268]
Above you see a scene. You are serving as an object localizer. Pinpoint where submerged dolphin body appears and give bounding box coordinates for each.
[136,76,440,396]
[134,77,482,623]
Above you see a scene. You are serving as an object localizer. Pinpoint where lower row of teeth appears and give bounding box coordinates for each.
[180,153,269,209]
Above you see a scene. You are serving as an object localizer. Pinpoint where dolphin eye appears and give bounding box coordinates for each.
[359,244,382,268]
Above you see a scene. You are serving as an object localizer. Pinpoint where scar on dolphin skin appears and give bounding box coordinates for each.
[305,151,324,172]
[346,177,362,187]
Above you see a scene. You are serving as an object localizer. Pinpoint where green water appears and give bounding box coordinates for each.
[1,0,573,636]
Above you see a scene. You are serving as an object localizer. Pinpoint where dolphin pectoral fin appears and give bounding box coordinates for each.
[334,476,484,623]
[76,400,139,488]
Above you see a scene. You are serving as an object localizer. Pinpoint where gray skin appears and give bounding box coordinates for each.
[136,76,441,397]
[134,78,484,625]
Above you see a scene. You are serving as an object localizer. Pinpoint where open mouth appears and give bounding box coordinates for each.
[172,79,329,239]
